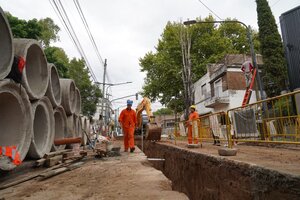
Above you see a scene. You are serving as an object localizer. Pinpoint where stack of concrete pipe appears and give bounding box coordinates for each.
[0,7,85,171]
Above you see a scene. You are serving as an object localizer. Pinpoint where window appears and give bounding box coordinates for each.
[214,79,222,97]
[201,84,207,98]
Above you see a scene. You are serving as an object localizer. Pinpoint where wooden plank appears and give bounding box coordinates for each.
[62,152,75,159]
[45,155,63,167]
[44,149,71,159]
[35,158,46,167]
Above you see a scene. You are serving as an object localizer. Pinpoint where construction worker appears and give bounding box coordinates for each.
[241,60,254,90]
[186,105,199,144]
[118,100,137,153]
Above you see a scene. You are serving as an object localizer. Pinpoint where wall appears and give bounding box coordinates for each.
[141,142,300,200]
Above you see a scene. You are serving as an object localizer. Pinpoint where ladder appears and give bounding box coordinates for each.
[242,68,257,106]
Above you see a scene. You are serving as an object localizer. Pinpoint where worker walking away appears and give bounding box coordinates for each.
[186,105,199,144]
[118,100,137,153]
[241,60,254,90]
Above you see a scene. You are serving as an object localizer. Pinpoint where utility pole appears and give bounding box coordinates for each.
[180,24,193,120]
[101,59,107,135]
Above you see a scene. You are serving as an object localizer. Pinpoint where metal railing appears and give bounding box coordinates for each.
[169,90,300,148]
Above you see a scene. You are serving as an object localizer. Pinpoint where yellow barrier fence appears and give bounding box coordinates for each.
[226,90,300,148]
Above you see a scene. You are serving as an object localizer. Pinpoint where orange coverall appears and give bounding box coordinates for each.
[118,108,137,150]
[187,111,199,144]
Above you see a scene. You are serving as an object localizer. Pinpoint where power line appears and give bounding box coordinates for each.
[73,0,105,65]
[57,0,97,81]
[197,0,223,20]
[50,0,98,82]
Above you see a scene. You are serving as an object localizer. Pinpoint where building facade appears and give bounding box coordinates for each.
[194,54,263,115]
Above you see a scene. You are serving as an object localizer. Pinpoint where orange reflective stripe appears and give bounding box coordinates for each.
[12,149,21,165]
[5,146,12,157]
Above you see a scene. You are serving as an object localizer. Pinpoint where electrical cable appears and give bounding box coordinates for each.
[197,0,223,20]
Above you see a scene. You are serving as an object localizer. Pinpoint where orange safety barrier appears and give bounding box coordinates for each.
[0,146,22,165]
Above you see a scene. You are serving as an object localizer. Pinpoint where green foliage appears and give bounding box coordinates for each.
[140,15,260,112]
[5,12,60,47]
[5,12,42,40]
[38,18,60,47]
[44,47,70,78]
[69,58,102,118]
[6,12,101,118]
[153,107,174,116]
[256,0,287,97]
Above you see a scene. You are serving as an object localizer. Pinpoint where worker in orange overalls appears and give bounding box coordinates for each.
[118,100,137,153]
[186,105,199,144]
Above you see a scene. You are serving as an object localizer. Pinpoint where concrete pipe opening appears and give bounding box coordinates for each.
[46,64,62,108]
[13,39,49,100]
[81,117,87,145]
[75,115,82,138]
[67,114,76,138]
[75,88,81,115]
[60,79,76,115]
[0,7,14,80]
[0,80,32,171]
[28,97,54,159]
[52,106,67,151]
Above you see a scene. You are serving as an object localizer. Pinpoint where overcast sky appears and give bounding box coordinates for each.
[1,0,299,111]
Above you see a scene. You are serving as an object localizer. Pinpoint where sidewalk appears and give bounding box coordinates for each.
[0,143,188,200]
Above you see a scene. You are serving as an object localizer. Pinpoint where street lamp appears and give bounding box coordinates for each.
[183,19,265,101]
[105,81,133,99]
[98,81,132,136]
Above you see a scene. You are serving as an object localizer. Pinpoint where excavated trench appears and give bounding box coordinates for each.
[138,141,300,200]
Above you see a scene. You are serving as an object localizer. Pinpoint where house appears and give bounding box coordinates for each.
[194,54,263,115]
[155,114,182,135]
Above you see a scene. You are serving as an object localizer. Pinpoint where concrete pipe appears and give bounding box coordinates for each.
[75,115,82,138]
[51,106,67,151]
[60,79,76,115]
[45,64,62,108]
[0,7,14,80]
[75,88,81,115]
[13,39,49,100]
[81,117,87,145]
[66,114,76,138]
[0,79,33,170]
[27,96,55,159]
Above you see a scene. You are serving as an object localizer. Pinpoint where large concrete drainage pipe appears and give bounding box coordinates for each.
[81,117,87,145]
[46,64,62,108]
[75,88,81,115]
[13,39,49,100]
[0,80,33,170]
[27,96,55,159]
[60,79,76,115]
[51,106,67,151]
[0,7,14,80]
[75,115,82,138]
[67,114,76,138]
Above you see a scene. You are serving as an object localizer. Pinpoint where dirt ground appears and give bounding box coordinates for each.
[0,143,188,200]
[159,140,300,176]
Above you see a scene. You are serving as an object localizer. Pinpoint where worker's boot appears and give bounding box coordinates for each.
[130,147,135,153]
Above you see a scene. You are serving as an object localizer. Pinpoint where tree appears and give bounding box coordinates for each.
[5,12,60,47]
[256,0,287,96]
[38,18,60,47]
[140,16,260,117]
[44,47,69,78]
[153,108,174,116]
[69,58,102,118]
[5,12,42,40]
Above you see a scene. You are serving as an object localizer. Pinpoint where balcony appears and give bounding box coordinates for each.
[204,87,230,108]
[208,64,227,82]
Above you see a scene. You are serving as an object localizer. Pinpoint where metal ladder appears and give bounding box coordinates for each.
[242,68,257,106]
